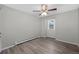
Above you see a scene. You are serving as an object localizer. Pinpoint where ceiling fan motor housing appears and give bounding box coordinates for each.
[41,4,48,12]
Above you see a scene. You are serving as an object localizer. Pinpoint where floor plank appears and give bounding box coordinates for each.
[1,37,79,54]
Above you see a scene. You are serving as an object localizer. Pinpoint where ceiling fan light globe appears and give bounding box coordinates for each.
[41,12,47,16]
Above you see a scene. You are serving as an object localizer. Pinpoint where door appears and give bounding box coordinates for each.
[47,19,56,38]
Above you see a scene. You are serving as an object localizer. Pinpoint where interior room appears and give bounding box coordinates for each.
[0,4,79,54]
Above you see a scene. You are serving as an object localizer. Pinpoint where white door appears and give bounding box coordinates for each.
[47,19,56,38]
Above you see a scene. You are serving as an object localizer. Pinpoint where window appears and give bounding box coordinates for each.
[48,19,55,30]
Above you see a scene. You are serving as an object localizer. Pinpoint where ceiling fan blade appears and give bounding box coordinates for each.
[33,10,41,12]
[39,14,41,16]
[48,8,57,11]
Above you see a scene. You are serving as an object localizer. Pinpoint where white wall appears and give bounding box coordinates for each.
[0,5,79,51]
[1,5,41,50]
[41,18,47,37]
[56,9,79,45]
[0,9,2,51]
[0,9,2,52]
[41,9,79,45]
[0,5,5,51]
[40,16,56,38]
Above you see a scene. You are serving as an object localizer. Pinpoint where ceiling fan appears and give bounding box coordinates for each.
[33,4,57,16]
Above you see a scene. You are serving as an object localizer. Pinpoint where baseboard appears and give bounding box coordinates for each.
[1,44,15,52]
[15,37,41,45]
[15,39,32,45]
[0,37,41,52]
[56,38,79,47]
[41,36,56,39]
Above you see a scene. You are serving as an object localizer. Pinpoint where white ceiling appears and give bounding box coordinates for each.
[4,4,79,18]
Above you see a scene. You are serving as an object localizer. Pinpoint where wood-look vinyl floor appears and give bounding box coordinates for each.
[1,37,79,54]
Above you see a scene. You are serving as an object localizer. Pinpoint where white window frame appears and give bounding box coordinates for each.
[48,19,55,30]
